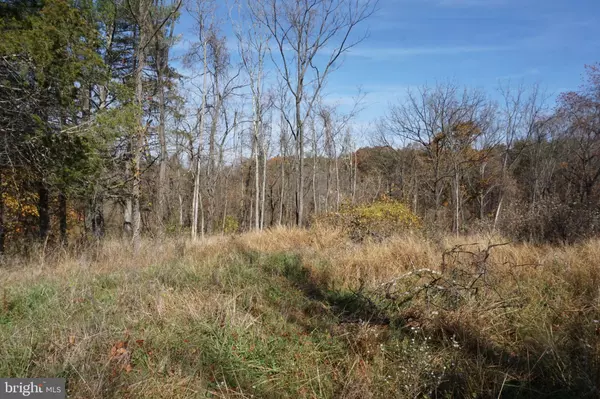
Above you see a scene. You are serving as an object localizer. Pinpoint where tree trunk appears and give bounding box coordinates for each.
[492,151,509,232]
[295,94,304,227]
[239,116,246,229]
[132,0,149,250]
[98,18,115,111]
[157,52,168,231]
[59,191,67,245]
[253,105,260,231]
[312,121,318,215]
[413,190,418,215]
[0,170,4,254]
[123,197,132,237]
[350,146,358,205]
[156,14,176,232]
[38,183,49,242]
[221,173,229,234]
[191,155,201,239]
[131,130,142,249]
[178,193,184,229]
[454,168,460,237]
[260,133,267,230]
[493,195,503,232]
[325,158,331,212]
[176,165,184,230]
[412,164,418,214]
[207,91,220,234]
[278,114,286,226]
[479,162,486,220]
[323,113,332,212]
[191,41,208,240]
[92,195,105,239]
[335,150,341,210]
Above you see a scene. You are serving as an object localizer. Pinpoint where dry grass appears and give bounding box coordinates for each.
[0,228,599,398]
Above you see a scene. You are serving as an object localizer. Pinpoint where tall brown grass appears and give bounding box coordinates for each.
[0,227,598,397]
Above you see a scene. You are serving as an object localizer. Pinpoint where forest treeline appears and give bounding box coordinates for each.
[1,0,599,254]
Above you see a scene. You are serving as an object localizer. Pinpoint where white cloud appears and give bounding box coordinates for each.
[347,44,512,59]
[496,67,540,81]
[435,0,509,7]
[391,0,509,7]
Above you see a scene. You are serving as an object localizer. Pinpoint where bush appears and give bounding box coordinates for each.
[502,198,600,243]
[315,197,421,241]
[222,215,240,234]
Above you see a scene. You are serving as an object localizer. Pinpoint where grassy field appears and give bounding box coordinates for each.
[0,228,599,398]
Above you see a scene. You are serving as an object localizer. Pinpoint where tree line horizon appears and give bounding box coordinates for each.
[1,0,599,254]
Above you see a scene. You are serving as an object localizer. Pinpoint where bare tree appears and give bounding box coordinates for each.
[234,1,270,229]
[277,107,289,225]
[131,0,152,249]
[381,83,490,231]
[129,0,182,246]
[260,109,273,229]
[205,31,239,234]
[317,93,364,211]
[154,0,181,231]
[186,0,214,240]
[249,0,376,226]
[493,82,547,231]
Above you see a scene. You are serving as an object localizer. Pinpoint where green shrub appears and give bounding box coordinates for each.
[222,215,240,234]
[316,197,421,241]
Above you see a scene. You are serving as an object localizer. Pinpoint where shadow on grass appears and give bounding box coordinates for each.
[258,251,600,399]
[265,252,390,326]
[434,319,598,399]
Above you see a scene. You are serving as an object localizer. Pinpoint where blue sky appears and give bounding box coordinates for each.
[174,0,599,126]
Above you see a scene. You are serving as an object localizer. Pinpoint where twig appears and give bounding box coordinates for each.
[379,268,442,289]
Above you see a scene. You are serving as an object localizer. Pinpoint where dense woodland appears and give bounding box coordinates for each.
[1,0,600,254]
